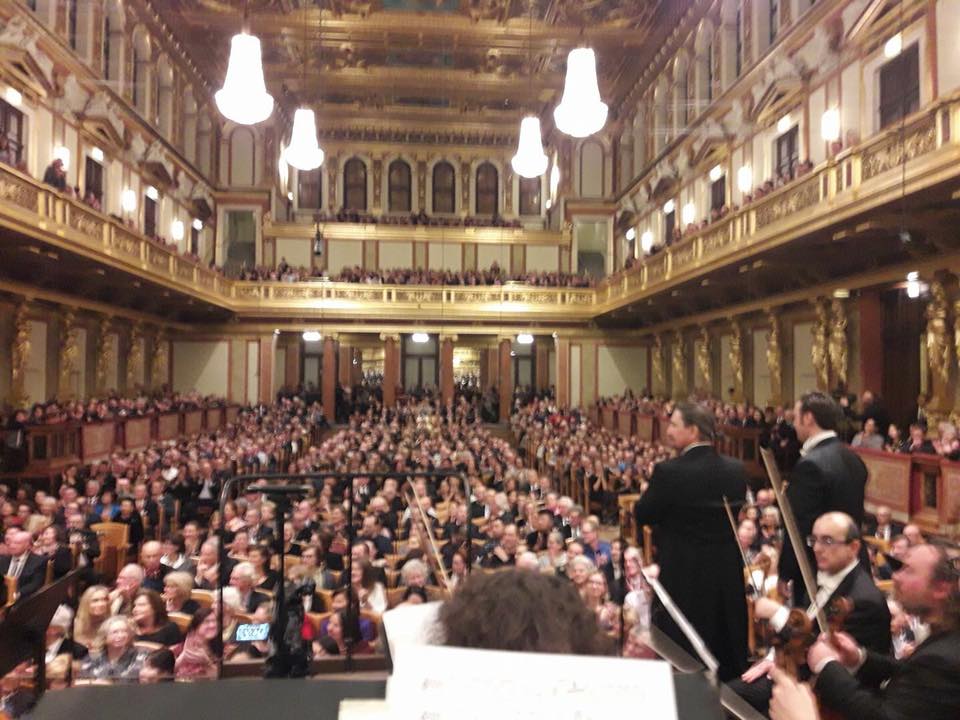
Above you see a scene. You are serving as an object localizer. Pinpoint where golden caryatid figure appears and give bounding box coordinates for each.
[126,322,144,393]
[729,322,744,400]
[9,302,30,408]
[150,329,168,391]
[672,330,687,398]
[696,326,712,390]
[652,334,665,394]
[766,311,782,405]
[58,309,79,400]
[926,281,951,396]
[94,317,112,395]
[811,299,830,391]
[829,298,848,388]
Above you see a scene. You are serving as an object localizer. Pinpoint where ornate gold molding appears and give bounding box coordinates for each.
[57,309,79,400]
[926,281,951,409]
[766,310,783,406]
[9,302,29,408]
[829,298,849,389]
[729,321,744,402]
[811,299,830,391]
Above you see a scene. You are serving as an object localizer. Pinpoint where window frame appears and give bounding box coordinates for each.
[431,161,456,214]
[878,43,921,130]
[475,162,499,216]
[343,158,367,212]
[387,159,412,213]
[297,167,323,211]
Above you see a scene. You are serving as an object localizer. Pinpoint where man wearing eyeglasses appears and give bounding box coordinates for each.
[730,512,890,713]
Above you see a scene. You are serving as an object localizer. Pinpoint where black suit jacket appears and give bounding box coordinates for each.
[829,565,892,655]
[778,437,868,595]
[633,445,749,681]
[245,589,270,613]
[0,553,47,600]
[816,628,960,720]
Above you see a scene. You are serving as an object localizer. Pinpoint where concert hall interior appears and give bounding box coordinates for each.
[1,0,959,718]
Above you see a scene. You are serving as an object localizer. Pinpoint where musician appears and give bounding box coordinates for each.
[779,392,868,606]
[633,402,749,682]
[807,543,960,720]
[731,512,891,713]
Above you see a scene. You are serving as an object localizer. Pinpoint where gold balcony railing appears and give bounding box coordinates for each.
[596,97,959,313]
[0,97,957,323]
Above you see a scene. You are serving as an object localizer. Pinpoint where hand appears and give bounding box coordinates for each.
[740,658,774,683]
[807,636,840,671]
[826,631,863,668]
[754,597,782,621]
[769,666,820,720]
[642,563,659,579]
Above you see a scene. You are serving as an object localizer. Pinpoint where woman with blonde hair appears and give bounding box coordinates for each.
[74,585,112,649]
[78,616,146,682]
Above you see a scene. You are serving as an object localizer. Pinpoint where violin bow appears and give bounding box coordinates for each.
[404,483,453,592]
[722,494,764,598]
[760,447,828,635]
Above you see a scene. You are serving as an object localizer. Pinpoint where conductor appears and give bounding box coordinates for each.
[634,402,749,682]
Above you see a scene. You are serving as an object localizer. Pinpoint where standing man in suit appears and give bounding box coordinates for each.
[0,530,47,602]
[807,543,960,719]
[731,512,891,713]
[634,402,749,682]
[779,392,868,606]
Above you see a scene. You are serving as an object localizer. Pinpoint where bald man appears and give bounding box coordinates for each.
[731,512,891,713]
[0,530,47,602]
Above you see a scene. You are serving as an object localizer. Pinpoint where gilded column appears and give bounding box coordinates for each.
[828,298,848,390]
[696,326,712,392]
[322,334,338,423]
[94,316,112,395]
[9,303,30,408]
[766,310,783,406]
[926,281,952,413]
[498,336,513,421]
[439,334,457,407]
[728,321,744,402]
[652,333,665,397]
[150,327,169,392]
[672,330,687,400]
[126,322,144,393]
[811,299,830,391]
[57,309,79,400]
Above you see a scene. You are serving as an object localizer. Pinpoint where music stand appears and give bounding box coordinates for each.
[0,572,76,701]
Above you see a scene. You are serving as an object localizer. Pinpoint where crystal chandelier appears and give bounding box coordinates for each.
[215,33,274,125]
[553,47,608,138]
[284,108,324,171]
[511,116,548,178]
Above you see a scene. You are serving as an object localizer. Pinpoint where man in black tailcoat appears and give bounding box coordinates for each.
[634,402,748,682]
[778,392,868,607]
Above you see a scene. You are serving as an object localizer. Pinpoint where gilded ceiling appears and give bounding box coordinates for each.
[147,0,674,134]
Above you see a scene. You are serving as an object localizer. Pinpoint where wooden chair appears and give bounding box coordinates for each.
[382,554,401,570]
[316,589,334,609]
[134,641,163,652]
[3,576,15,607]
[306,611,332,634]
[385,569,400,588]
[190,589,214,608]
[234,612,254,625]
[90,522,130,581]
[359,610,381,641]
[386,587,407,609]
[425,586,451,603]
[44,559,54,585]
[327,570,343,587]
[169,612,192,635]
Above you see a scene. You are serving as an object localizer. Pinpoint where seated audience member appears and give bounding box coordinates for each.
[0,529,46,602]
[538,530,568,574]
[75,585,112,649]
[140,540,171,593]
[163,571,201,615]
[174,608,221,680]
[901,424,935,455]
[567,555,595,594]
[806,544,960,720]
[314,609,374,657]
[299,544,336,590]
[903,524,925,546]
[400,586,429,606]
[160,534,193,573]
[851,418,884,450]
[438,568,611,655]
[139,649,176,683]
[132,589,182,646]
[352,559,388,614]
[78,616,147,682]
[229,561,270,613]
[45,604,88,662]
[110,563,144,615]
[35,525,73,580]
[248,545,280,593]
[864,505,903,544]
[42,158,67,192]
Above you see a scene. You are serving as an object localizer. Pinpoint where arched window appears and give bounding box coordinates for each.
[475,162,498,216]
[518,176,541,216]
[344,158,367,211]
[298,168,323,210]
[388,159,411,213]
[432,161,455,213]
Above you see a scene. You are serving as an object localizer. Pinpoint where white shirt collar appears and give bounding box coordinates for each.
[801,430,837,456]
[811,558,859,616]
[681,441,714,455]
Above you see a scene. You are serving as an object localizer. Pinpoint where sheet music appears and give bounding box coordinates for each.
[641,568,720,677]
[383,644,678,720]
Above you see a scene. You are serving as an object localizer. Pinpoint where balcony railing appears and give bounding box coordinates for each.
[0,98,956,321]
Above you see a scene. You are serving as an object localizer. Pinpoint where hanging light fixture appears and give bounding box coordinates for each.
[284,7,324,171]
[511,2,548,178]
[215,32,274,125]
[553,47,608,138]
[285,108,324,171]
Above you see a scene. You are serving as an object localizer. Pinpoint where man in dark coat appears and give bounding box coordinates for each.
[779,391,868,606]
[634,401,749,682]
[807,543,960,720]
[731,512,891,712]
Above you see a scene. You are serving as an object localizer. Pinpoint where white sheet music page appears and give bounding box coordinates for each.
[385,643,678,720]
